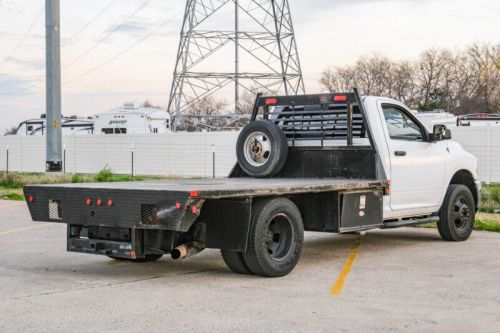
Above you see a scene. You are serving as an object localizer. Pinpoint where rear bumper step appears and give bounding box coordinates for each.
[68,237,136,259]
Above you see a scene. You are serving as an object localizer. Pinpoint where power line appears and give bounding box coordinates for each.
[0,6,44,72]
[2,11,180,95]
[65,13,181,85]
[62,0,117,45]
[1,1,117,77]
[1,1,174,96]
[62,0,152,70]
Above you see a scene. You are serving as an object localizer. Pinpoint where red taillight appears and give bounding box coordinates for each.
[190,190,199,198]
[85,198,92,206]
[265,98,278,106]
[97,199,103,206]
[27,195,34,203]
[107,199,113,207]
[175,202,181,209]
[333,95,348,102]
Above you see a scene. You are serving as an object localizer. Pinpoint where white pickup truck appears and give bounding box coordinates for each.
[25,89,480,277]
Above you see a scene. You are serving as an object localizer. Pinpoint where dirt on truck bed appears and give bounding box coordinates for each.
[26,178,384,199]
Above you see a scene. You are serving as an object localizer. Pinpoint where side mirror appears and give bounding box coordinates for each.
[430,124,452,142]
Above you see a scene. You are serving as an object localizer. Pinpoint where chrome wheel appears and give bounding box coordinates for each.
[243,131,272,167]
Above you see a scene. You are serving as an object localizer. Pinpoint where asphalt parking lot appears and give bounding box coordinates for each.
[1,199,499,333]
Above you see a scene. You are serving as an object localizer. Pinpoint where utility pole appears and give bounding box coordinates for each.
[234,0,239,115]
[45,0,62,172]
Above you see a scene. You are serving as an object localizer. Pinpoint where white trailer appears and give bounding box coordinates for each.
[14,116,94,136]
[93,103,171,135]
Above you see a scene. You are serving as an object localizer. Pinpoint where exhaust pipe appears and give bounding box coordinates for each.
[171,243,204,260]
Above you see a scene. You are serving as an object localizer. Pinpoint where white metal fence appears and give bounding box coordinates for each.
[0,128,498,182]
[452,127,500,184]
[0,132,239,178]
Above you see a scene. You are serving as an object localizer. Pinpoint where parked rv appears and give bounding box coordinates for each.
[93,102,171,135]
[15,115,94,136]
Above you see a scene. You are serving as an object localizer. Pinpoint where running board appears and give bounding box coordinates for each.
[382,216,439,229]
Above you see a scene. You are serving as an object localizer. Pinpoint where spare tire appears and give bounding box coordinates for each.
[236,120,288,178]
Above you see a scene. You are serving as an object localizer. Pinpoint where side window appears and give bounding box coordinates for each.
[382,105,424,141]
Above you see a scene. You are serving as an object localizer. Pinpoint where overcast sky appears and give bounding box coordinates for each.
[0,0,498,132]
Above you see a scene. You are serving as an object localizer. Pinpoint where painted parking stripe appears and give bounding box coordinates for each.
[0,224,53,237]
[329,236,363,296]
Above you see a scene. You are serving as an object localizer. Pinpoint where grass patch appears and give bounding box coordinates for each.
[415,213,500,233]
[0,170,164,201]
[475,219,500,233]
[480,184,500,212]
[94,168,144,183]
[0,193,24,201]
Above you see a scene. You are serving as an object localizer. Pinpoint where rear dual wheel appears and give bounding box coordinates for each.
[221,197,304,277]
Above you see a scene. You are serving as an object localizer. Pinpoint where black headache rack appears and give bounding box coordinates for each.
[252,90,370,146]
[231,88,387,181]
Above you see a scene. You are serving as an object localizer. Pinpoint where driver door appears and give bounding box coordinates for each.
[381,104,446,215]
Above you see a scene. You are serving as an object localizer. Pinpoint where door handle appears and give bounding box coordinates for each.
[394,151,407,157]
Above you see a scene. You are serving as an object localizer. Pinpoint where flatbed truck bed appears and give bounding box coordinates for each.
[26,178,384,199]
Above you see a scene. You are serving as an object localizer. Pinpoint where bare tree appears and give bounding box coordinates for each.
[467,42,500,113]
[319,66,356,93]
[318,42,500,115]
[238,85,268,115]
[183,96,229,131]
[141,100,159,108]
[391,61,418,107]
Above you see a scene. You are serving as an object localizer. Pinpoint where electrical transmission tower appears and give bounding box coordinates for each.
[168,0,305,129]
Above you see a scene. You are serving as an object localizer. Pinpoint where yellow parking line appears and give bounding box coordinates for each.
[107,260,123,266]
[329,236,363,296]
[0,224,53,237]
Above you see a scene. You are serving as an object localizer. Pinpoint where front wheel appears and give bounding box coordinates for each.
[438,184,475,242]
[243,198,304,277]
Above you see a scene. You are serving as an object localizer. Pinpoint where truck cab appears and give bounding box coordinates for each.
[363,96,480,220]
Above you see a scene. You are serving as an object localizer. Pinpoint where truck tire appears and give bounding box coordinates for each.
[221,250,253,275]
[236,120,288,178]
[243,198,304,277]
[108,254,163,263]
[438,184,475,242]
